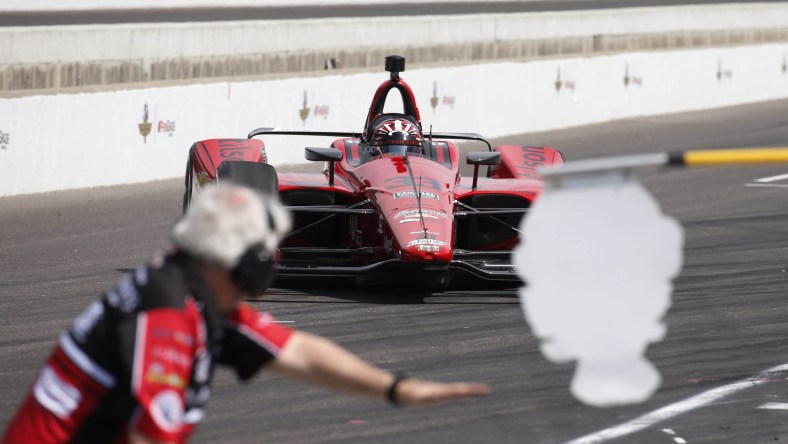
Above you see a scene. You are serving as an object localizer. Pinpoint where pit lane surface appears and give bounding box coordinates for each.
[2,98,788,443]
[0,0,764,26]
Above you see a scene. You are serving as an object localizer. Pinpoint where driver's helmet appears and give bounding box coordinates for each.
[370,118,423,156]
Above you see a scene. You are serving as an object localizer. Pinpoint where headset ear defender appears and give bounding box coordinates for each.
[231,243,276,297]
[230,196,284,297]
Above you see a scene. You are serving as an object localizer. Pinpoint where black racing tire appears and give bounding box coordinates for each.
[215,161,279,197]
[182,157,193,215]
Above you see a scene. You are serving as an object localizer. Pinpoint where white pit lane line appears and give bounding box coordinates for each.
[746,172,788,188]
[758,402,788,410]
[745,183,788,188]
[754,173,788,183]
[661,428,688,443]
[566,363,788,444]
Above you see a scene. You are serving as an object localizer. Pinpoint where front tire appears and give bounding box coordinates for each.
[182,154,194,215]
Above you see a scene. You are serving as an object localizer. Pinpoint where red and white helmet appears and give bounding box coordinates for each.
[370,118,423,156]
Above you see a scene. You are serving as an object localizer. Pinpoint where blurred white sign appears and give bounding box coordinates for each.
[515,170,683,407]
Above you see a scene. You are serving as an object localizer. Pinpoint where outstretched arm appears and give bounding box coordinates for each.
[267,331,491,406]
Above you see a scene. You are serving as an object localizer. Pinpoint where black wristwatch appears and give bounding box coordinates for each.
[386,373,408,406]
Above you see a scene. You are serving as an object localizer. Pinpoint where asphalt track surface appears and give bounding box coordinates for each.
[0,0,773,26]
[2,97,788,443]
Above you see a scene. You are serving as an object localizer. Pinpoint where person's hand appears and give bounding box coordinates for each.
[393,378,491,406]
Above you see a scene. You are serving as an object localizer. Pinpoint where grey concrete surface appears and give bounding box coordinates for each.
[2,97,788,442]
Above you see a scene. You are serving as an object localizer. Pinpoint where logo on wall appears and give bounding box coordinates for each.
[716,60,733,81]
[138,103,152,143]
[314,105,330,119]
[158,120,176,137]
[554,67,576,93]
[299,91,310,126]
[298,91,330,125]
[0,131,9,150]
[431,82,439,111]
[623,64,643,89]
[429,81,457,112]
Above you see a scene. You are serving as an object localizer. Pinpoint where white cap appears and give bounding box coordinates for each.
[172,183,290,268]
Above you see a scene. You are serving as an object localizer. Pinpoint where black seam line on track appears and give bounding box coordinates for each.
[680,212,788,227]
[0,269,121,287]
[0,221,171,250]
[247,298,519,305]
[0,0,768,27]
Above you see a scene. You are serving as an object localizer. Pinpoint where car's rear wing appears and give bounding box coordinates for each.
[428,132,492,151]
[248,127,361,139]
[248,127,492,151]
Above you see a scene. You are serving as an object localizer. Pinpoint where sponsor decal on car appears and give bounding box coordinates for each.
[410,230,439,236]
[406,239,446,248]
[515,146,548,180]
[394,209,448,220]
[385,176,441,191]
[393,191,439,200]
[216,139,258,162]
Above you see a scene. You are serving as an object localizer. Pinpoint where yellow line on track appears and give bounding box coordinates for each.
[682,148,788,166]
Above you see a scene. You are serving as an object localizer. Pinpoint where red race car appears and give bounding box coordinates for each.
[183,55,564,288]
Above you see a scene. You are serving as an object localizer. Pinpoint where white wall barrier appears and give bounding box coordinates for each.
[1,43,788,196]
[5,4,788,65]
[1,0,518,12]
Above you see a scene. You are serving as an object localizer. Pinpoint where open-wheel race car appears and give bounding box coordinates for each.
[183,55,564,288]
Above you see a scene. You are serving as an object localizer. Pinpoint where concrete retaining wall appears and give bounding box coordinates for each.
[1,43,787,196]
[3,3,788,92]
[5,28,788,93]
[2,0,517,11]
